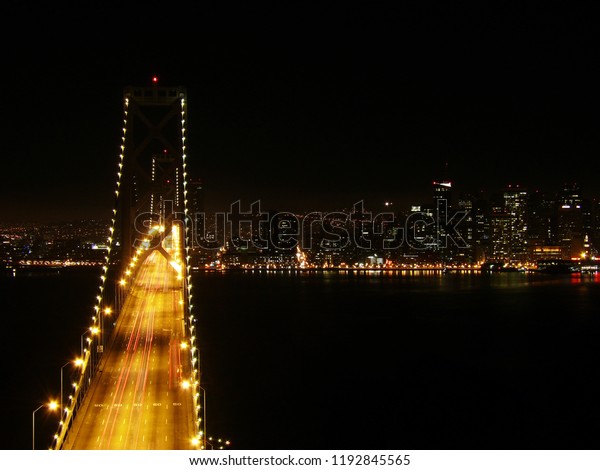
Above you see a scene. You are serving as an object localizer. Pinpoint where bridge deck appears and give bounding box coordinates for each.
[62,249,196,449]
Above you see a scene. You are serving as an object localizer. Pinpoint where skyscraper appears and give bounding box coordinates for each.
[503,185,528,261]
[432,180,452,253]
[557,183,584,259]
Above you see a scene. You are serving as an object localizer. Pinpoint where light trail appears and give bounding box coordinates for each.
[63,248,196,449]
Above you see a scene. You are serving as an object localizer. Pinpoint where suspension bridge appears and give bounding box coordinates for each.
[39,81,207,450]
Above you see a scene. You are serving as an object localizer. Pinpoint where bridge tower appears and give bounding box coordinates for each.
[118,82,189,267]
[49,81,203,450]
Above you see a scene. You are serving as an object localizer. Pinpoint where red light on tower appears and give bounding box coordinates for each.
[152,76,159,84]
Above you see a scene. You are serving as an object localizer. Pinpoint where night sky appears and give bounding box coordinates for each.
[2,5,599,222]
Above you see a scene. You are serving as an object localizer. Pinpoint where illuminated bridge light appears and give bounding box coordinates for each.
[53,84,203,451]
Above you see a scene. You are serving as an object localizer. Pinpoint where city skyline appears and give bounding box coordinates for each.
[2,8,600,223]
[3,179,598,268]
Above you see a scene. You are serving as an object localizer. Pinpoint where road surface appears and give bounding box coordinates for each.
[63,249,196,449]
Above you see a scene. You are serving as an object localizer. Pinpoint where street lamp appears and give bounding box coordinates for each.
[80,330,89,359]
[102,306,112,350]
[61,360,83,417]
[60,362,70,418]
[32,401,58,450]
[89,326,99,372]
[80,329,93,393]
[199,385,207,450]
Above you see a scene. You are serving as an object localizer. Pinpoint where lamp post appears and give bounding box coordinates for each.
[102,307,112,351]
[89,326,99,372]
[80,330,88,359]
[80,329,93,393]
[117,278,126,312]
[199,386,207,450]
[32,401,58,450]
[60,362,71,418]
[60,360,83,417]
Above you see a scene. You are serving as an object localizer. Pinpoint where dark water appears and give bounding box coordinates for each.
[2,268,600,450]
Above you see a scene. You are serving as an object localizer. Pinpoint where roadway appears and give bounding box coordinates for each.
[62,249,196,449]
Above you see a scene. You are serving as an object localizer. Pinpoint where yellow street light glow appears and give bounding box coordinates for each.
[104,307,112,315]
[181,380,191,389]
